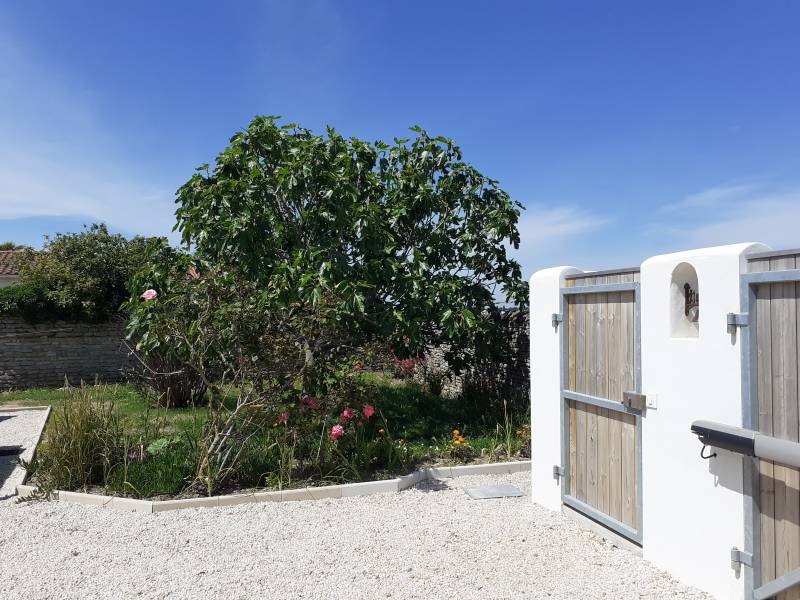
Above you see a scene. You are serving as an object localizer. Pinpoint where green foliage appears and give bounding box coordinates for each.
[170,116,527,369]
[0,282,65,320]
[12,223,162,322]
[124,116,528,492]
[22,386,198,498]
[23,387,126,494]
[0,241,28,250]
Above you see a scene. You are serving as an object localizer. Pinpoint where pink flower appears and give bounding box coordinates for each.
[277,412,289,424]
[140,289,158,301]
[355,361,363,370]
[340,407,355,421]
[329,424,344,441]
[363,405,375,419]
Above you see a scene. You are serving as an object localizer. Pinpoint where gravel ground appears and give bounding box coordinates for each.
[0,408,48,498]
[0,457,715,600]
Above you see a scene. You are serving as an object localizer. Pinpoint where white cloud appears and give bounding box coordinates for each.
[658,183,757,214]
[653,184,800,251]
[681,194,800,249]
[507,205,612,276]
[0,31,176,238]
[515,206,611,246]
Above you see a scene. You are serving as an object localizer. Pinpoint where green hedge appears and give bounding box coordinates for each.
[0,283,77,322]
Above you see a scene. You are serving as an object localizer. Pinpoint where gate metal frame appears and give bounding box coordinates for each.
[558,281,644,545]
[740,268,800,600]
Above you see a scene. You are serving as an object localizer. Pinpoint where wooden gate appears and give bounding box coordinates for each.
[741,250,800,600]
[558,268,643,544]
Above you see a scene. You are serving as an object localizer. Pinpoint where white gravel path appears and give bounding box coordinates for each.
[0,464,715,599]
[0,408,48,498]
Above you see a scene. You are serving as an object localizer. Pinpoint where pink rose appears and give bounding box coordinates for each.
[329,424,344,441]
[363,405,375,419]
[340,407,355,421]
[140,289,157,301]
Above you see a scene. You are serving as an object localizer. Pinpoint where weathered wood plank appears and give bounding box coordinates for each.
[575,295,587,395]
[597,408,610,515]
[605,278,623,521]
[751,259,775,584]
[769,256,800,594]
[753,256,776,585]
[568,296,577,392]
[586,295,598,508]
[621,412,636,528]
[569,400,577,495]
[576,399,587,501]
[586,402,598,508]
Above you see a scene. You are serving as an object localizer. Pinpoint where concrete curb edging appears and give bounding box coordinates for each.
[15,460,531,513]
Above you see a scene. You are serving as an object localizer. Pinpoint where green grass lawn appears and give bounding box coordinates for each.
[1,374,526,450]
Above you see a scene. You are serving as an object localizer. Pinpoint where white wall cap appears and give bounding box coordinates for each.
[641,242,771,268]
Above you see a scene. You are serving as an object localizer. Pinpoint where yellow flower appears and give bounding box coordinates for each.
[454,439,462,445]
[452,429,460,437]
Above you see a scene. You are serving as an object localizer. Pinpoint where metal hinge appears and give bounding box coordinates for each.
[553,465,565,480]
[731,547,753,573]
[623,391,647,412]
[727,312,749,333]
[552,313,563,328]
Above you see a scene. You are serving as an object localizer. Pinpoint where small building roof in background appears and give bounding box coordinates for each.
[0,251,21,276]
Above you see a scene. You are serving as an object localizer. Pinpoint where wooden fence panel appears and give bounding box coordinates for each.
[750,254,800,599]
[565,278,638,530]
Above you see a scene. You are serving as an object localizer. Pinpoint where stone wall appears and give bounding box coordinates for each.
[0,316,133,390]
[416,309,530,413]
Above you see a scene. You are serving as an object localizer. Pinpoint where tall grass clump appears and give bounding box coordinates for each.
[23,386,125,495]
[23,386,197,498]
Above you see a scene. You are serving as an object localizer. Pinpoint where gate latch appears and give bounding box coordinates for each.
[731,547,752,575]
[623,391,646,412]
[727,312,749,333]
[553,465,565,480]
[552,313,563,328]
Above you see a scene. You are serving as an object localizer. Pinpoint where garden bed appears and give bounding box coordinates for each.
[3,376,530,502]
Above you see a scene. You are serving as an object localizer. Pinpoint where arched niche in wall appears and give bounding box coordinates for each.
[670,262,699,338]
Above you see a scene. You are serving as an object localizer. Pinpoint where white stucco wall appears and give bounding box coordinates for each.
[530,266,580,512]
[640,242,768,600]
[530,243,772,600]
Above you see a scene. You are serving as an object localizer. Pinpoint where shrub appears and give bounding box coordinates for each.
[12,223,161,322]
[126,353,208,408]
[0,282,64,320]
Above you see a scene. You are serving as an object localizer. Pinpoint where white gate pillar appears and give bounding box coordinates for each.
[640,242,768,600]
[530,266,580,511]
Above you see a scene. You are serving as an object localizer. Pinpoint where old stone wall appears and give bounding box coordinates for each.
[416,309,530,413]
[0,316,133,390]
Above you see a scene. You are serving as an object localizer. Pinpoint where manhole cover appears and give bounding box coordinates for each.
[465,485,524,499]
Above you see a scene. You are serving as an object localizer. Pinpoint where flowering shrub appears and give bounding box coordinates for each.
[437,428,478,462]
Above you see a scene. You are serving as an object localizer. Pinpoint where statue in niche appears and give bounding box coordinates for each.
[684,283,699,323]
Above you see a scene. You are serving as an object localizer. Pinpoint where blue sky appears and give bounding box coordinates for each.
[2,1,799,278]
